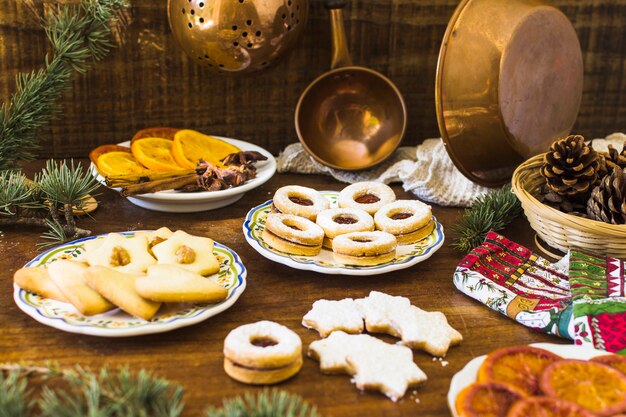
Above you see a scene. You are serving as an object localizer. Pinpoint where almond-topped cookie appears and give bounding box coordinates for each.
[151,230,219,276]
[85,233,156,274]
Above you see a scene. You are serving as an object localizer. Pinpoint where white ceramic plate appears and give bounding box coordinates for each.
[90,137,276,213]
[243,191,445,276]
[13,231,247,337]
[447,342,611,417]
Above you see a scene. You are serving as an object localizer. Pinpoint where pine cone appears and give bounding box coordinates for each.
[540,135,600,197]
[587,167,626,224]
[604,142,626,172]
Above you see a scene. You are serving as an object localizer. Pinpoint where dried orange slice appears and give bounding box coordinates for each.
[130,127,179,144]
[96,151,148,177]
[131,138,185,172]
[455,382,523,417]
[477,346,561,396]
[89,144,133,166]
[539,359,626,416]
[507,396,596,417]
[591,354,626,376]
[171,129,240,169]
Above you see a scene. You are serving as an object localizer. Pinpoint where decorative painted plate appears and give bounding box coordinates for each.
[243,191,445,276]
[13,231,246,337]
[90,137,276,213]
[447,342,611,417]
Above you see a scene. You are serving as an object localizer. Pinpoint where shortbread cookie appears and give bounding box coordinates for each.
[374,200,434,244]
[338,182,396,215]
[47,260,115,316]
[332,231,397,266]
[136,264,228,303]
[151,230,219,276]
[135,227,174,250]
[13,266,68,302]
[272,185,329,221]
[85,233,156,274]
[262,213,324,256]
[316,208,374,249]
[308,331,427,401]
[223,320,302,384]
[302,299,364,337]
[356,291,462,356]
[85,266,161,320]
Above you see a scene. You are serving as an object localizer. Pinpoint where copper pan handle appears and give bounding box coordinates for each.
[325,0,352,69]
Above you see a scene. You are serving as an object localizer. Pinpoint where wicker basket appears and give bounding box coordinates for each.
[512,154,626,258]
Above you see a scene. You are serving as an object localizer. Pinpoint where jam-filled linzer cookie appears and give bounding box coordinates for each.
[374,200,434,244]
[223,321,303,385]
[316,207,374,249]
[262,213,324,256]
[332,231,397,266]
[272,185,329,221]
[338,182,396,215]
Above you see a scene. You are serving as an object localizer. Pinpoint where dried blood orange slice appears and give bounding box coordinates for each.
[539,359,626,416]
[130,127,179,144]
[506,396,596,417]
[477,346,562,395]
[89,144,133,166]
[455,382,524,417]
[591,354,626,376]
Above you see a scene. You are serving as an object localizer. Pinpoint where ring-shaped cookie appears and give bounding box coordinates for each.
[338,182,396,215]
[332,231,397,257]
[264,213,324,246]
[316,208,375,239]
[223,320,302,369]
[272,185,329,221]
[374,200,432,235]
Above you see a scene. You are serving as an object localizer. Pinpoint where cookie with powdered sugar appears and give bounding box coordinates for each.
[308,331,427,401]
[355,291,462,356]
[302,298,364,337]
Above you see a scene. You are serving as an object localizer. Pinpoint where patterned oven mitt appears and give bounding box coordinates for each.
[453,231,574,339]
[570,250,626,354]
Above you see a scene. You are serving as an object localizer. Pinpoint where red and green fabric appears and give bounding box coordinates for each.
[454,231,574,339]
[570,249,626,354]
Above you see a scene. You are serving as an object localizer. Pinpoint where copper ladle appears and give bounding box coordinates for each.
[294,0,406,171]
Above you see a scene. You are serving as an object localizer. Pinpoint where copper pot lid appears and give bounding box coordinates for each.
[435,0,583,187]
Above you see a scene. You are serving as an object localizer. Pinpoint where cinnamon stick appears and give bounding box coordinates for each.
[120,174,197,196]
[106,169,195,187]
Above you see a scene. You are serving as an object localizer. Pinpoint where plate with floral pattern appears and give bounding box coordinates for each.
[243,191,445,276]
[13,231,246,337]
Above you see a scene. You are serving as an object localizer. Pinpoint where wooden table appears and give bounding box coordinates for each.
[0,162,560,416]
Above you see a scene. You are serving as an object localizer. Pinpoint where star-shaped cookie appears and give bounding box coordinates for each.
[302,298,364,337]
[308,331,427,401]
[355,291,462,356]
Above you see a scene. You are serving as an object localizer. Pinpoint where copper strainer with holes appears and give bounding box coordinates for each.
[168,0,308,74]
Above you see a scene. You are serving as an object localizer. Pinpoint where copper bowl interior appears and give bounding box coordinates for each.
[296,67,406,171]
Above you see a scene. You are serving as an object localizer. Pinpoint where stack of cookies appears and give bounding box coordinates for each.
[262,182,435,266]
[13,228,228,320]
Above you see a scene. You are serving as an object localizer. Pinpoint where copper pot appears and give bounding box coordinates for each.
[294,0,406,171]
[435,0,583,187]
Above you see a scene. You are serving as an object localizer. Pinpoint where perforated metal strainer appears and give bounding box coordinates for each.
[168,0,308,74]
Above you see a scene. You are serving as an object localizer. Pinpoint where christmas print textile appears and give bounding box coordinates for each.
[454,231,626,354]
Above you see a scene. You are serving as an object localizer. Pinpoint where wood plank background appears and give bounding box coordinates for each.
[0,0,624,158]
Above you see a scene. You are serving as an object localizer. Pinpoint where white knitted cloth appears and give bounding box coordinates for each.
[276,138,490,207]
[276,133,626,208]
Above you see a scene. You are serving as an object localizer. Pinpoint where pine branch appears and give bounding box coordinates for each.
[0,0,129,170]
[1,364,184,417]
[451,185,523,252]
[206,389,320,417]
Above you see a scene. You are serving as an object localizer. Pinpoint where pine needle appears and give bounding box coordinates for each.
[0,0,129,170]
[451,185,523,252]
[206,389,320,417]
